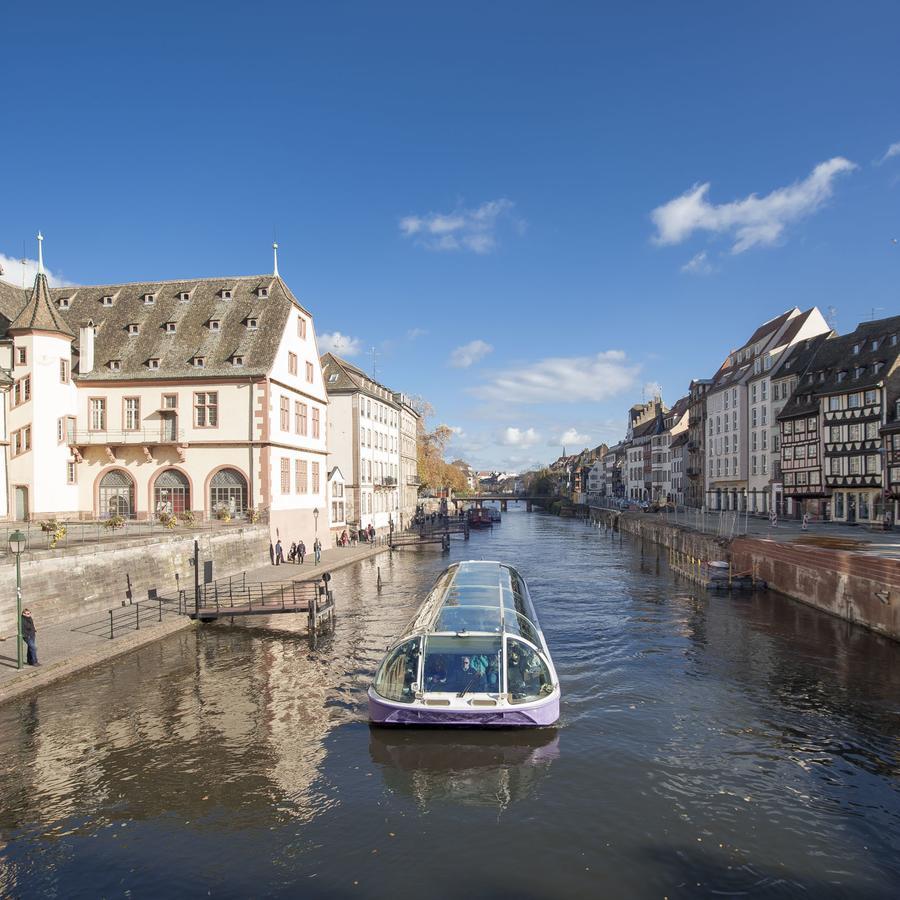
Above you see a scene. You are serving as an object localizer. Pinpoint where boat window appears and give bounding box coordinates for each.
[444,586,502,607]
[434,605,502,633]
[509,611,541,645]
[373,638,421,703]
[423,635,502,694]
[506,638,553,704]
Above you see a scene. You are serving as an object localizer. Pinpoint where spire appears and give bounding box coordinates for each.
[8,233,73,338]
[273,240,279,278]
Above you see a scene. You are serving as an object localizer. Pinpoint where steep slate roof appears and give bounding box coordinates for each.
[740,308,798,350]
[320,352,400,404]
[1,273,304,380]
[809,315,900,397]
[8,273,74,336]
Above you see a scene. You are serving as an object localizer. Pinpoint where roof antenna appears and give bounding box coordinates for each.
[826,305,838,331]
[37,231,44,275]
[869,306,884,321]
[272,228,279,278]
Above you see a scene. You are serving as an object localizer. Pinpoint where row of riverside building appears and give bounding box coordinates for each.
[578,306,900,526]
[0,237,422,543]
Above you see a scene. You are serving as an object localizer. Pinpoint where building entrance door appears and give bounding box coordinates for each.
[847,492,857,524]
[14,486,28,521]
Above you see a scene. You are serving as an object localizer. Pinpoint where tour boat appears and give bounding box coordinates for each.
[368,560,560,726]
[488,507,502,523]
[468,508,493,528]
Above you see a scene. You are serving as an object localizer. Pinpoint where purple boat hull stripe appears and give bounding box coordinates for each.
[368,690,560,727]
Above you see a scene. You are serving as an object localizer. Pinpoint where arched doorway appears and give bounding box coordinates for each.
[99,470,135,518]
[209,468,248,516]
[154,469,190,516]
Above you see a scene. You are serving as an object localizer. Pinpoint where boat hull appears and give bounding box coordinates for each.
[368,688,559,727]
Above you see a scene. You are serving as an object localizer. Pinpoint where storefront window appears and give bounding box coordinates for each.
[834,493,845,519]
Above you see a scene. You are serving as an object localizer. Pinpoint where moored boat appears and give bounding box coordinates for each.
[468,508,492,528]
[368,560,560,726]
[487,507,502,523]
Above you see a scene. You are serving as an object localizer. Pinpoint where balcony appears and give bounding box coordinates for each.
[69,427,185,446]
[374,476,397,488]
[406,474,421,486]
[686,467,702,477]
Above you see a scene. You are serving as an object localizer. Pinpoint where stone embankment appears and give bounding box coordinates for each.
[593,508,900,643]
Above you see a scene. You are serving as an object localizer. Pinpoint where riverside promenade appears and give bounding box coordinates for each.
[0,538,393,705]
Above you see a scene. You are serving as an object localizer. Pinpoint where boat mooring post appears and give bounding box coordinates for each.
[377,566,383,590]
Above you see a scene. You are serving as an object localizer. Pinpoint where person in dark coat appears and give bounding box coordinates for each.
[297,540,306,564]
[21,609,39,666]
[269,542,275,565]
[274,539,284,565]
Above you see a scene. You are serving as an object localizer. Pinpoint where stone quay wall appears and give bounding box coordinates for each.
[0,524,270,634]
[591,507,900,642]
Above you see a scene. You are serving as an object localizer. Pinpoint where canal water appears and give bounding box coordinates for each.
[1,509,899,898]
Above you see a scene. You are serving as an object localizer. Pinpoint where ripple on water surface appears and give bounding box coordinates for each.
[1,509,899,898]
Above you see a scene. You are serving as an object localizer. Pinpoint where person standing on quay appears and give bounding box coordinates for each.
[313,537,322,565]
[297,539,306,564]
[275,539,284,566]
[22,609,39,666]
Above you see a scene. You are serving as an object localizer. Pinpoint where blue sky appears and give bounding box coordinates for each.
[2,1,899,471]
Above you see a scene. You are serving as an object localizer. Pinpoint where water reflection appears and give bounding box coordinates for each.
[0,509,898,898]
[369,727,559,810]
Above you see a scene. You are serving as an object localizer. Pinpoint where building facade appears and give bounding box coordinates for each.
[0,241,328,542]
[321,353,403,536]
[394,393,421,528]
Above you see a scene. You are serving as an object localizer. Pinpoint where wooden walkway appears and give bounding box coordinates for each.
[389,520,470,550]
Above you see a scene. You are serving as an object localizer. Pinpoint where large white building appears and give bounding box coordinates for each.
[321,353,406,536]
[705,307,829,512]
[394,393,422,528]
[0,238,329,542]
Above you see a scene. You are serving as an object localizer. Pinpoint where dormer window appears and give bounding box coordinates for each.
[58,297,71,309]
[871,339,879,351]
[143,293,156,306]
[147,358,160,370]
[231,355,244,367]
[109,359,122,372]
[853,366,862,379]
[127,323,140,335]
[257,287,269,299]
[208,319,221,332]
[891,334,898,346]
[102,295,114,307]
[246,317,258,330]
[219,289,233,300]
[178,291,191,302]
[192,356,206,368]
[837,370,847,383]
[852,343,860,355]
[874,361,884,374]
[165,321,177,334]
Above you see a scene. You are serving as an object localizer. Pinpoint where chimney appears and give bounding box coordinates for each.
[79,319,95,374]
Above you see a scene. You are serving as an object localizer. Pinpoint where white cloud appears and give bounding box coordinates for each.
[399,199,522,254]
[476,350,639,404]
[319,331,362,357]
[555,428,590,448]
[681,250,713,275]
[878,141,900,164]
[450,339,493,368]
[500,427,540,447]
[406,327,428,340]
[643,381,664,401]
[651,157,857,254]
[0,252,70,288]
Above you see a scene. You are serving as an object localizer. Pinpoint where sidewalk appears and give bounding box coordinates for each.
[0,605,191,703]
[243,538,392,584]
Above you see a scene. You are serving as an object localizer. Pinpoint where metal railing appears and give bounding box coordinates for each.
[68,427,185,445]
[590,498,750,539]
[0,511,269,555]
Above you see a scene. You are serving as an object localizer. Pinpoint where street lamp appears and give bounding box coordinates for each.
[313,507,319,535]
[8,529,26,670]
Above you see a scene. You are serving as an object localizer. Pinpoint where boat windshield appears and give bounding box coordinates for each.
[423,635,502,694]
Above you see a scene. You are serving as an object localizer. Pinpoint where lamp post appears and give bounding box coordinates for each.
[313,507,319,536]
[9,529,26,670]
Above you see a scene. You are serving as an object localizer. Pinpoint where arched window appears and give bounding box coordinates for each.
[210,468,248,515]
[99,470,135,519]
[154,469,190,516]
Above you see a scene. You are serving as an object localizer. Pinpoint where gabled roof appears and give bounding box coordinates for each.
[0,273,306,379]
[8,273,74,337]
[321,352,400,404]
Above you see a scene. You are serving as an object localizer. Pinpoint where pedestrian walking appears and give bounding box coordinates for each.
[275,539,284,565]
[269,541,275,565]
[801,512,809,532]
[21,608,40,666]
[367,523,375,543]
[297,539,306,564]
[288,541,297,562]
[313,537,322,564]
[340,529,349,547]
